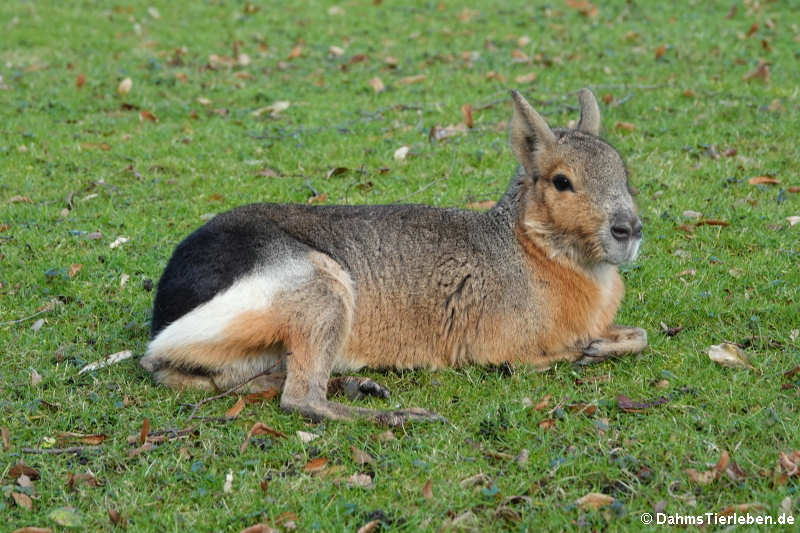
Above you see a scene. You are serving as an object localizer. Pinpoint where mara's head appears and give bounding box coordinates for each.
[509,89,641,267]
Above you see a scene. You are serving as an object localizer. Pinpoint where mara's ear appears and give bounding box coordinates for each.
[509,90,556,176]
[577,88,601,136]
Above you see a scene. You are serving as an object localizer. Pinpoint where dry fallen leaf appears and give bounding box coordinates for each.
[616,121,636,132]
[117,77,132,96]
[9,195,32,203]
[66,471,103,490]
[31,368,43,386]
[2,426,10,451]
[67,263,83,278]
[460,473,491,488]
[241,524,279,533]
[11,527,52,533]
[742,60,770,82]
[304,457,329,473]
[347,472,373,489]
[288,44,303,60]
[748,176,780,185]
[351,446,375,465]
[75,73,85,88]
[223,470,234,493]
[356,520,380,533]
[617,394,670,412]
[538,418,556,430]
[461,103,473,128]
[12,492,33,510]
[241,422,287,453]
[9,462,40,480]
[368,77,385,93]
[576,492,613,510]
[686,450,730,485]
[139,418,150,445]
[514,72,537,84]
[225,397,246,419]
[139,110,158,123]
[466,200,496,210]
[787,216,800,226]
[398,74,426,85]
[328,45,345,57]
[297,431,319,443]
[708,343,755,370]
[654,44,667,59]
[394,146,410,161]
[422,479,433,499]
[109,236,130,249]
[566,0,598,17]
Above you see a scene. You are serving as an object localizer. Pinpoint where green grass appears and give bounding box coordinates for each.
[1,0,799,531]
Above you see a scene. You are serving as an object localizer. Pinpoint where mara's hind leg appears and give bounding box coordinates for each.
[575,325,648,366]
[279,253,444,426]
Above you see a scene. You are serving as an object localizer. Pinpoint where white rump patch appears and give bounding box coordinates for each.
[146,259,313,357]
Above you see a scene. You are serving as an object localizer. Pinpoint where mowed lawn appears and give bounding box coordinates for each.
[1,0,799,531]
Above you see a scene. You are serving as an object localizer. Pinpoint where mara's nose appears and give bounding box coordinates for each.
[610,212,643,241]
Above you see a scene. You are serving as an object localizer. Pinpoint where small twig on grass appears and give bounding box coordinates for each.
[0,309,50,327]
[183,360,283,422]
[21,446,99,455]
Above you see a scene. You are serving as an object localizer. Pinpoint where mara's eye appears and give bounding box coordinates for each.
[552,174,573,192]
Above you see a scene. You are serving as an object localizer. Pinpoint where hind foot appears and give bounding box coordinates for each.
[328,376,391,400]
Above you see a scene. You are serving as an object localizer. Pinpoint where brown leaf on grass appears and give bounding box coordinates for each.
[725,460,748,482]
[567,403,597,416]
[398,74,426,85]
[128,442,153,458]
[777,451,800,478]
[514,72,537,84]
[685,450,729,485]
[422,479,433,499]
[746,21,759,38]
[347,472,374,489]
[9,462,40,480]
[288,44,303,60]
[9,195,32,203]
[12,528,52,533]
[615,121,636,132]
[575,492,613,510]
[241,422,287,453]
[617,394,670,412]
[785,366,800,379]
[2,426,10,451]
[66,472,103,490]
[719,503,767,515]
[788,186,800,194]
[538,418,556,430]
[461,103,473,128]
[75,73,85,88]
[460,473,491,488]
[534,394,552,410]
[139,418,150,445]
[67,263,83,278]
[31,368,42,386]
[81,142,111,151]
[107,508,126,528]
[117,77,132,95]
[0,223,10,232]
[225,396,246,419]
[748,176,780,185]
[695,219,730,227]
[307,193,328,205]
[708,343,755,370]
[466,200,496,210]
[654,44,667,59]
[303,457,329,473]
[326,167,349,179]
[368,77,385,93]
[511,49,529,62]
[350,446,375,465]
[244,388,280,403]
[139,110,158,123]
[660,322,684,337]
[742,60,770,82]
[12,491,33,510]
[56,432,106,446]
[241,524,278,533]
[566,0,598,17]
[356,520,380,533]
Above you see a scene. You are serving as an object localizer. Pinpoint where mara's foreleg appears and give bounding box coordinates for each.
[575,325,648,366]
